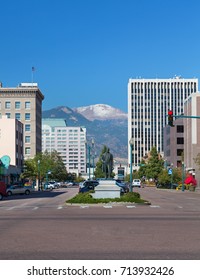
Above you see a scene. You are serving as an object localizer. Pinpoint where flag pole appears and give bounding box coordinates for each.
[32,67,35,86]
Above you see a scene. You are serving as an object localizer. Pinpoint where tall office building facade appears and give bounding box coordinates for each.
[42,118,87,176]
[128,77,198,168]
[0,83,44,160]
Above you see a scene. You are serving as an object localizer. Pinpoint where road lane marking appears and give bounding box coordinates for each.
[33,207,39,210]
[126,205,136,208]
[103,205,113,208]
[7,206,18,210]
[80,206,89,208]
[57,206,63,210]
[150,205,160,208]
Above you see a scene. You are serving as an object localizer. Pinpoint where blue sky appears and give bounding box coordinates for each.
[0,0,200,112]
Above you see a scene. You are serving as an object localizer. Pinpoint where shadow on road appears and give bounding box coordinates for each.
[4,190,67,201]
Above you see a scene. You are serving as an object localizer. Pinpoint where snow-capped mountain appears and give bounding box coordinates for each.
[42,104,128,159]
[73,104,127,121]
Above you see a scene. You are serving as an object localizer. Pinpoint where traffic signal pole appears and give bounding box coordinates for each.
[173,115,200,119]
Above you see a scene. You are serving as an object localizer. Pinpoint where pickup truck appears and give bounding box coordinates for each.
[0,181,7,200]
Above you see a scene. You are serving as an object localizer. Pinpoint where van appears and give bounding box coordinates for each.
[0,182,7,200]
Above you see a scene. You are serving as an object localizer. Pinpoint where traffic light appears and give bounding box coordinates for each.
[168,110,174,127]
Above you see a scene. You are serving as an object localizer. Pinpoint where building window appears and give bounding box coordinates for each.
[177,137,184,144]
[5,113,11,118]
[25,113,30,120]
[5,101,11,109]
[25,136,31,143]
[177,125,184,133]
[15,101,21,109]
[25,101,31,109]
[15,113,21,120]
[25,124,31,131]
[177,149,183,156]
[25,147,31,155]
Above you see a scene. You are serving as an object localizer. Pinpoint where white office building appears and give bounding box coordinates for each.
[42,119,87,176]
[128,77,198,168]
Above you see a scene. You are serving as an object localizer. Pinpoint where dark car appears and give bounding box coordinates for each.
[79,180,99,193]
[156,183,178,189]
[115,180,129,193]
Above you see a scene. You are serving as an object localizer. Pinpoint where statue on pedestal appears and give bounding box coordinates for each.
[101,148,113,179]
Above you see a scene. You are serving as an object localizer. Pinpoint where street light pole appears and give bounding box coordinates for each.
[182,162,185,192]
[37,160,40,191]
[86,138,95,180]
[129,139,134,192]
[88,145,91,180]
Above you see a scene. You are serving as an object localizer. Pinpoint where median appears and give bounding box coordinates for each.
[66,191,151,205]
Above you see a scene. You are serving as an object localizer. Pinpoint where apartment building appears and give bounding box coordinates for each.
[42,118,87,176]
[0,115,23,182]
[0,82,44,159]
[128,77,198,168]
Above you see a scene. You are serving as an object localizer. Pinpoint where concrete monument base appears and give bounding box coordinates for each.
[91,180,120,199]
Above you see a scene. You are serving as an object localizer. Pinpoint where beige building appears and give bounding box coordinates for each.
[163,118,184,168]
[0,115,23,182]
[0,83,44,159]
[184,93,200,185]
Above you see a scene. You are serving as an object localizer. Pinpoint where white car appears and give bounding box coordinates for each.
[132,179,141,188]
[44,182,55,190]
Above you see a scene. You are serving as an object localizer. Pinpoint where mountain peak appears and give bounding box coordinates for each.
[73,104,127,121]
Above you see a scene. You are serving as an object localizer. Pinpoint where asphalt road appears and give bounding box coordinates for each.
[0,186,200,260]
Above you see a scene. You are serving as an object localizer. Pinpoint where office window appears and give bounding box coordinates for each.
[5,113,11,118]
[15,113,21,120]
[177,137,184,144]
[177,149,183,156]
[15,101,21,109]
[25,136,31,143]
[25,124,31,131]
[25,147,31,155]
[177,125,184,133]
[5,101,11,109]
[25,101,31,109]
[25,113,30,120]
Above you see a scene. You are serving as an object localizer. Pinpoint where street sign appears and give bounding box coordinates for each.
[168,168,172,175]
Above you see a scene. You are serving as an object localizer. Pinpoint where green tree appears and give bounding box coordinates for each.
[21,150,68,183]
[145,147,164,180]
[138,159,147,179]
[158,167,182,185]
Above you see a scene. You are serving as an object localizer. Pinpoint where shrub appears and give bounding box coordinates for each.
[66,191,149,204]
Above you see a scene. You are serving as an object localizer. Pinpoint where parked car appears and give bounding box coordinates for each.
[49,181,59,188]
[156,183,178,189]
[0,181,7,200]
[79,180,99,193]
[115,180,129,193]
[6,184,33,196]
[44,182,55,190]
[132,179,141,188]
